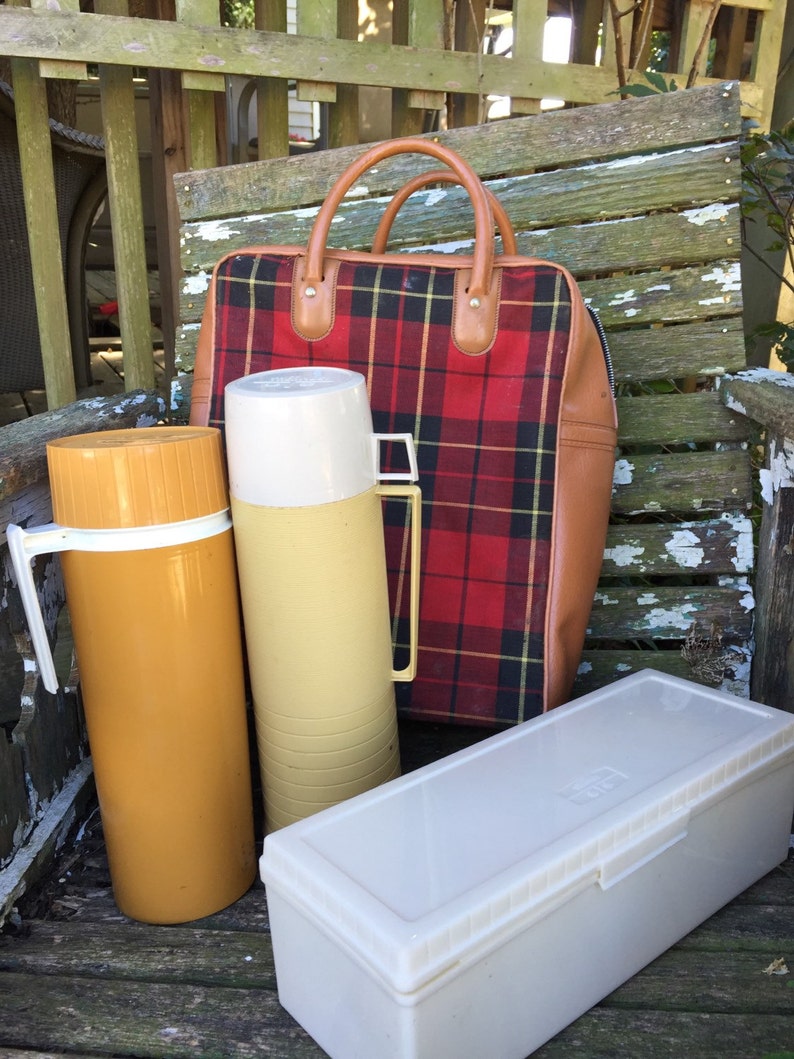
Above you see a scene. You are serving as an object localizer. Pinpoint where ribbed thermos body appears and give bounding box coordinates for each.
[225,368,417,833]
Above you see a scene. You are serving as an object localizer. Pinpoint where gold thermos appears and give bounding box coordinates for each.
[8,427,256,923]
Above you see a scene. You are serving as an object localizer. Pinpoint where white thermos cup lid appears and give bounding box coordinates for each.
[225,367,377,506]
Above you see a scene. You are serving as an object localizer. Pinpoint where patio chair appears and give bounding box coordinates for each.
[0,78,107,394]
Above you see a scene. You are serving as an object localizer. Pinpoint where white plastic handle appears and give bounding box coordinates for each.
[372,433,419,483]
[6,510,232,694]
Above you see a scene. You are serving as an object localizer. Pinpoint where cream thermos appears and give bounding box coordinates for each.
[7,427,256,923]
[224,367,420,832]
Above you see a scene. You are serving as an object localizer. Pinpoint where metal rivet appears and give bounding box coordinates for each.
[305,286,317,298]
[469,296,481,309]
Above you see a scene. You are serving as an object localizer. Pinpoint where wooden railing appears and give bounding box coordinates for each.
[0,0,789,410]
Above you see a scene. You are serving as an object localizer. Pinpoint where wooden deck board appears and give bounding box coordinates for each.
[1,723,792,1059]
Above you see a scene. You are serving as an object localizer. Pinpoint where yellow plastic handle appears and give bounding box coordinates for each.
[377,484,422,682]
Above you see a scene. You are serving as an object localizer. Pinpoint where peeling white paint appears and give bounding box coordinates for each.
[720,645,752,698]
[603,543,645,567]
[720,513,754,572]
[182,272,211,296]
[718,575,755,611]
[605,153,662,169]
[408,239,475,254]
[616,663,633,672]
[759,435,794,504]
[594,592,619,606]
[609,289,637,307]
[595,142,720,173]
[195,219,241,242]
[577,661,593,675]
[731,365,794,388]
[664,530,706,569]
[345,184,371,199]
[424,189,449,208]
[612,459,634,487]
[683,203,734,226]
[701,262,742,293]
[647,284,671,293]
[637,593,659,606]
[644,604,698,631]
[624,308,640,317]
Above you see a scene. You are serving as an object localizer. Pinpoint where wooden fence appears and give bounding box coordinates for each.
[0,0,790,410]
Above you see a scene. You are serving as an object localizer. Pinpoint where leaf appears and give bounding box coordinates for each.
[644,69,676,93]
[609,83,660,98]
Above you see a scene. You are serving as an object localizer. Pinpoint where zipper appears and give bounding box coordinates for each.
[586,305,615,395]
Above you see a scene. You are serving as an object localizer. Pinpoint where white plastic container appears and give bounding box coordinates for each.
[260,670,794,1059]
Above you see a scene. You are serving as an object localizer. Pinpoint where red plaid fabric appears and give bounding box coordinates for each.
[209,251,574,726]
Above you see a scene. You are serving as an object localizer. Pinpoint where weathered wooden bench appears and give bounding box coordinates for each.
[174,80,794,712]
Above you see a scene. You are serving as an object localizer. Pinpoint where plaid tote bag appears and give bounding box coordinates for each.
[191,137,617,727]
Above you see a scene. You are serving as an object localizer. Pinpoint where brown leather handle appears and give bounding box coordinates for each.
[302,137,495,298]
[371,169,518,256]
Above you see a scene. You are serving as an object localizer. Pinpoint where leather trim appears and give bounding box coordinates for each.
[291,256,340,342]
[189,278,218,427]
[543,275,619,711]
[452,267,502,356]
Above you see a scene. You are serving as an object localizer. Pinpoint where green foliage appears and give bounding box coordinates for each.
[223,0,254,29]
[609,70,680,98]
[741,122,794,367]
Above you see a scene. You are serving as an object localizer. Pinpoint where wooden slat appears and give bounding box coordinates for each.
[0,9,772,122]
[175,82,743,222]
[177,163,741,276]
[534,1009,794,1058]
[582,263,741,330]
[96,41,157,392]
[609,319,747,383]
[9,58,76,409]
[572,651,703,694]
[0,920,277,986]
[611,450,752,516]
[615,392,750,446]
[0,390,166,525]
[296,0,338,104]
[0,971,322,1057]
[586,584,754,641]
[601,518,753,577]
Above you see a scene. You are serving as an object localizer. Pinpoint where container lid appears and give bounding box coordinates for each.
[261,670,794,995]
[47,426,229,528]
[224,367,376,507]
